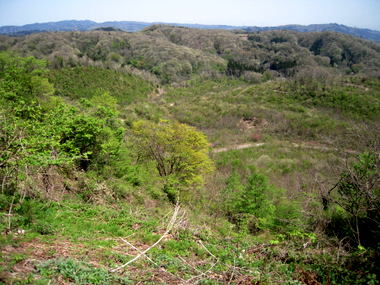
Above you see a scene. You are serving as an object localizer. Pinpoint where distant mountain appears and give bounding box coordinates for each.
[0,20,98,34]
[0,20,152,34]
[92,27,123,32]
[243,23,380,43]
[1,20,380,42]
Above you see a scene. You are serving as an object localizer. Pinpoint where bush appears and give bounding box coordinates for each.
[326,152,380,248]
[0,53,125,198]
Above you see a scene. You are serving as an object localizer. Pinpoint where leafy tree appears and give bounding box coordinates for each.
[327,152,380,247]
[73,92,124,170]
[130,120,214,187]
[0,52,62,193]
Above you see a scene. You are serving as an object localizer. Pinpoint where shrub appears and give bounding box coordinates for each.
[222,169,276,232]
[327,152,380,248]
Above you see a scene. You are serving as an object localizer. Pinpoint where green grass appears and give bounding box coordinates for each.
[209,141,345,211]
[49,66,154,105]
[25,199,162,242]
[37,258,131,284]
[1,192,376,284]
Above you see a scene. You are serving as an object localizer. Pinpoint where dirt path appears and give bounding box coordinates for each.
[212,143,265,153]
[212,141,359,154]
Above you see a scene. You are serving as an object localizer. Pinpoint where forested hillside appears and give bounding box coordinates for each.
[1,25,380,83]
[0,26,379,284]
[1,20,380,43]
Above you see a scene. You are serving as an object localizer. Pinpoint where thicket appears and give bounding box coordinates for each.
[283,68,380,119]
[0,53,129,201]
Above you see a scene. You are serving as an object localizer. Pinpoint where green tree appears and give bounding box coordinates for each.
[131,119,214,187]
[222,169,276,232]
[328,152,380,247]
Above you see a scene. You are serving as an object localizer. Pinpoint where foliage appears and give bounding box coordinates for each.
[49,66,153,104]
[327,152,380,247]
[0,51,54,103]
[286,78,380,119]
[38,258,131,284]
[222,168,292,232]
[131,119,214,188]
[0,53,71,194]
[0,53,124,198]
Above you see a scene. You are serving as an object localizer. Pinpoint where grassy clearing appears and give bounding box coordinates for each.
[160,77,379,150]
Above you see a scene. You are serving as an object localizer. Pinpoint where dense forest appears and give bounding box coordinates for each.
[0,26,379,284]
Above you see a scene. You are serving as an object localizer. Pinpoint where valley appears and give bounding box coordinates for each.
[0,25,379,284]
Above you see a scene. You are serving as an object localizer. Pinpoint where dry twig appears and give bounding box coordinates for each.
[119,237,185,282]
[185,240,218,284]
[110,203,180,272]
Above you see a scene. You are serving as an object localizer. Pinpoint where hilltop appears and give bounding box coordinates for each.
[1,20,380,42]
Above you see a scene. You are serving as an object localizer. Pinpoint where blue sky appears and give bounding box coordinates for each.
[1,0,380,30]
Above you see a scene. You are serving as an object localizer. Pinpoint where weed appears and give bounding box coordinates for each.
[37,258,131,284]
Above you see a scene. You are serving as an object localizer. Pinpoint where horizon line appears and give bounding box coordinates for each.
[1,19,379,32]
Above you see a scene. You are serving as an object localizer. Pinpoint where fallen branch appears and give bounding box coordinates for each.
[227,257,237,284]
[119,238,185,282]
[178,256,203,275]
[198,240,217,260]
[110,203,180,272]
[185,240,218,284]
[187,261,218,284]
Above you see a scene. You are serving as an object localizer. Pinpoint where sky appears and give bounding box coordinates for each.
[0,0,380,30]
